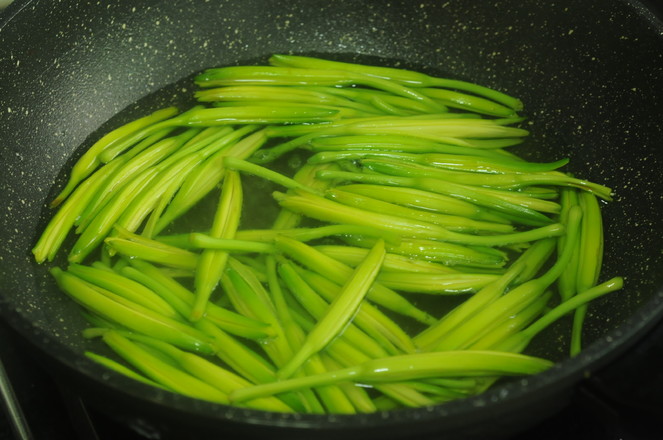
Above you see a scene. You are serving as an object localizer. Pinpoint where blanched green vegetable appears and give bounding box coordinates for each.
[230,351,553,404]
[192,170,243,321]
[50,107,180,208]
[33,54,621,415]
[278,239,386,379]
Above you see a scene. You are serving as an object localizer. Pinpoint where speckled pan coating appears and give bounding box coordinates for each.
[0,0,662,438]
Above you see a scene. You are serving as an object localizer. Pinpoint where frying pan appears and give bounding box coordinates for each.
[1,0,662,438]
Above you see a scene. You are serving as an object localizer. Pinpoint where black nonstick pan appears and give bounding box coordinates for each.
[1,0,662,439]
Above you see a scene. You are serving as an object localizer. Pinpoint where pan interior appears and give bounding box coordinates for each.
[1,0,662,431]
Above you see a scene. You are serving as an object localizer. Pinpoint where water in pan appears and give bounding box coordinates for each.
[11,48,650,366]
[0,1,661,431]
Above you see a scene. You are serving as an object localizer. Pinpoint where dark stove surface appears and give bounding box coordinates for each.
[1,316,662,440]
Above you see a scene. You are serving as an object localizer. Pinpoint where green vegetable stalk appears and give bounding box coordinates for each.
[278,239,386,379]
[51,267,216,355]
[192,171,243,321]
[32,54,622,414]
[230,351,552,404]
[51,107,179,208]
[273,235,434,326]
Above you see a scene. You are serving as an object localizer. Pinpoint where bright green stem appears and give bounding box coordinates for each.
[293,267,411,355]
[68,167,159,263]
[413,250,529,350]
[67,263,177,318]
[121,261,274,341]
[195,66,446,112]
[50,106,179,207]
[222,264,281,332]
[231,351,552,404]
[265,256,294,325]
[289,300,434,408]
[189,234,275,253]
[195,320,278,386]
[432,206,582,351]
[180,104,341,125]
[141,170,189,239]
[278,240,386,379]
[309,150,568,174]
[76,129,200,232]
[149,126,234,172]
[154,126,264,233]
[302,84,441,114]
[277,260,390,359]
[342,235,505,268]
[557,189,581,301]
[324,117,529,140]
[192,170,243,321]
[376,271,499,294]
[512,238,558,285]
[316,169,552,226]
[94,107,209,165]
[271,162,342,230]
[196,85,380,115]
[570,191,604,356]
[224,156,320,195]
[497,277,624,353]
[222,259,293,368]
[104,236,199,271]
[262,113,476,139]
[360,157,612,201]
[236,224,401,246]
[101,331,229,404]
[251,113,500,164]
[154,233,204,249]
[85,351,166,389]
[419,87,517,116]
[575,191,604,299]
[315,245,459,275]
[251,130,336,165]
[265,258,357,414]
[199,317,312,413]
[111,127,237,235]
[336,184,510,224]
[118,127,179,161]
[51,268,215,354]
[212,100,376,119]
[359,160,563,214]
[32,158,126,263]
[319,355,377,413]
[307,134,520,160]
[273,235,435,326]
[114,143,213,234]
[325,188,514,234]
[268,54,524,110]
[468,292,552,350]
[277,189,562,246]
[124,332,294,412]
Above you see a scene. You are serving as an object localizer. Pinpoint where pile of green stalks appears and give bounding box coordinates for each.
[33,55,622,414]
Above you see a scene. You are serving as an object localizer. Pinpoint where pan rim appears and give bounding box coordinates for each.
[1,0,663,434]
[2,285,662,432]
